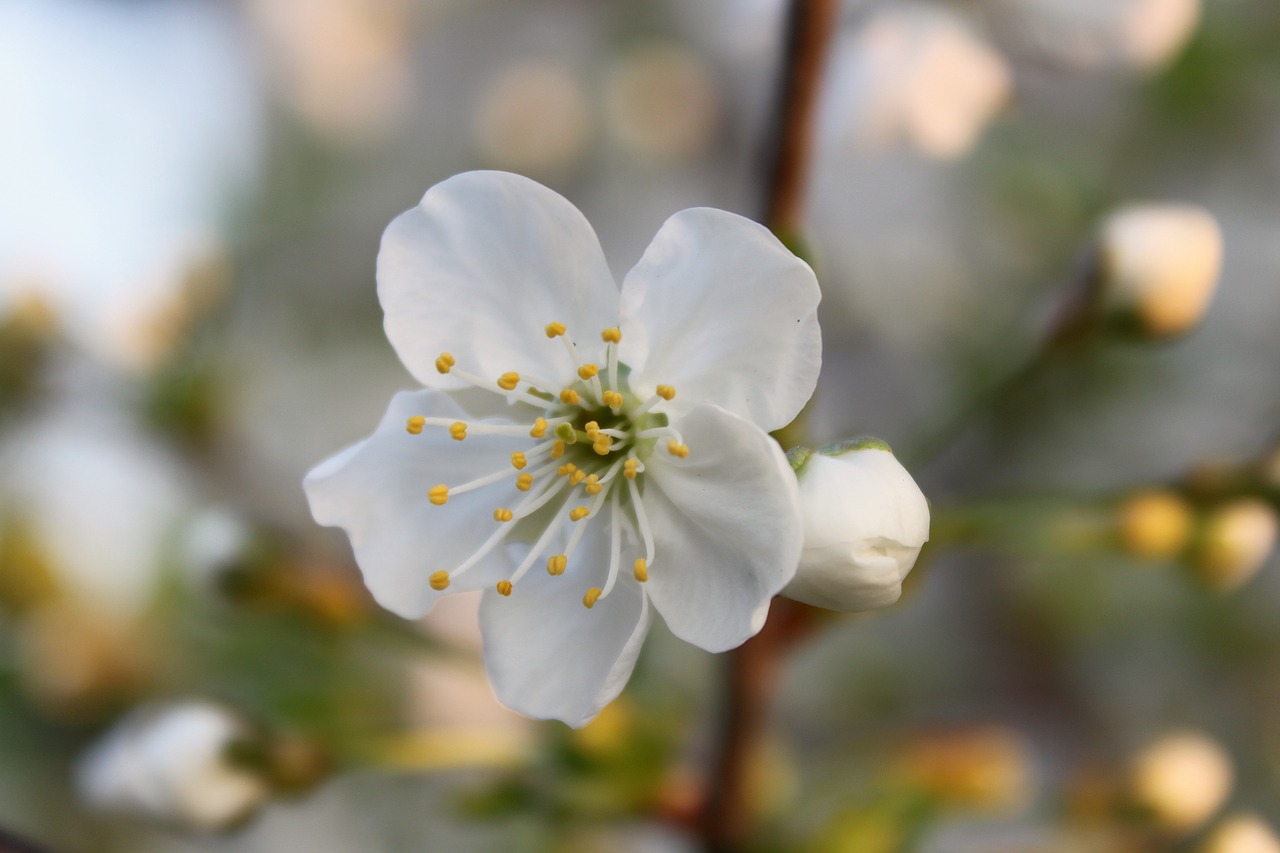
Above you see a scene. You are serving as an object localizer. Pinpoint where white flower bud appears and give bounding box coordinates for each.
[1097,203,1223,338]
[1193,499,1279,591]
[1203,814,1280,853]
[1129,730,1233,832]
[76,701,270,831]
[784,443,930,612]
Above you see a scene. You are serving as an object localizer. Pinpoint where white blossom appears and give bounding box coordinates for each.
[305,171,821,726]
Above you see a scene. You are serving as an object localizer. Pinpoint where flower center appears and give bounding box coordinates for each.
[406,323,688,608]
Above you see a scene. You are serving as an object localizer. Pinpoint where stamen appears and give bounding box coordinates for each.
[428,484,449,505]
[569,506,591,522]
[569,469,587,486]
[667,440,690,458]
[584,474,602,495]
[551,440,566,459]
[530,418,549,438]
[407,417,558,438]
[429,570,450,591]
[547,554,568,576]
[516,473,534,491]
[493,508,513,522]
[578,364,599,380]
[558,463,577,478]
[584,421,601,439]
[626,477,656,565]
[598,490,624,599]
[440,464,526,498]
[583,588,602,608]
[435,352,456,374]
[601,328,622,343]
[449,364,551,407]
[633,559,648,583]
[559,388,580,405]
[545,321,567,338]
[440,475,567,585]
[507,491,577,585]
[496,580,513,596]
[592,438,614,456]
[656,385,676,400]
[624,458,640,480]
[597,455,631,486]
[511,451,527,470]
[406,416,426,435]
[498,372,520,391]
[450,422,467,441]
[602,390,623,410]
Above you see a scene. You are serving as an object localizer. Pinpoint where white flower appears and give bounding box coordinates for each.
[783,443,930,612]
[76,701,270,831]
[305,171,821,726]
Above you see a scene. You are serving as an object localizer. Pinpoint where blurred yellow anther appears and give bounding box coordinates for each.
[569,506,590,522]
[656,385,676,400]
[624,458,640,480]
[545,321,567,338]
[530,418,549,438]
[511,452,527,470]
[667,440,689,458]
[496,580,513,596]
[584,475,602,495]
[633,559,648,582]
[547,554,568,576]
[449,422,467,441]
[583,587,602,608]
[429,571,450,591]
[516,473,534,491]
[558,463,577,477]
[602,390,623,409]
[593,439,613,456]
[601,327,621,343]
[435,352,456,374]
[493,508,513,522]
[1118,489,1193,560]
[560,388,580,405]
[498,372,520,391]
[551,440,566,459]
[578,364,599,380]
[428,485,449,506]
[584,421,601,438]
[406,416,425,435]
[570,469,587,485]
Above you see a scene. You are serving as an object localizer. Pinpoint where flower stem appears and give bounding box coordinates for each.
[696,2,838,850]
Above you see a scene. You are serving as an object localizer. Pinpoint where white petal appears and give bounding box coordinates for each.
[618,208,821,431]
[640,404,803,652]
[378,171,620,388]
[479,525,651,728]
[304,389,532,618]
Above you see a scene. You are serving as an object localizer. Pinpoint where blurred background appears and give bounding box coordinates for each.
[2,0,1280,850]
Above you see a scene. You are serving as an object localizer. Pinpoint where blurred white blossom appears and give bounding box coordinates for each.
[77,701,270,831]
[1204,814,1280,853]
[473,60,592,179]
[604,42,721,164]
[994,0,1201,72]
[1130,730,1233,832]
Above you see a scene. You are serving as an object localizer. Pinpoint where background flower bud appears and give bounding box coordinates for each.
[1097,203,1223,338]
[1203,814,1280,853]
[783,442,930,612]
[76,701,271,832]
[1129,730,1233,832]
[1192,499,1278,591]
[1117,488,1194,561]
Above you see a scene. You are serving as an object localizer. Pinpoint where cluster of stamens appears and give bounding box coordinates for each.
[409,323,689,608]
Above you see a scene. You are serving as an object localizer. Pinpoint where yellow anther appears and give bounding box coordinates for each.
[429,570,450,591]
[511,451,527,470]
[560,388,580,405]
[656,384,676,400]
[493,508,513,522]
[570,469,587,485]
[584,474,602,495]
[667,440,689,458]
[633,559,648,583]
[496,580,513,596]
[428,485,450,505]
[593,440,613,456]
[547,554,568,576]
[498,372,520,391]
[406,416,425,435]
[624,458,640,480]
[516,473,534,491]
[558,463,577,477]
[601,327,622,343]
[569,506,590,522]
[545,321,567,338]
[530,417,548,438]
[602,390,623,409]
[435,352,456,374]
[551,440,566,459]
[449,422,467,441]
[584,421,600,438]
[583,587,603,608]
[578,363,599,380]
